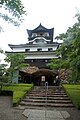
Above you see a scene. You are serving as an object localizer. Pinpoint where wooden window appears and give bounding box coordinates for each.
[25,49,30,52]
[48,48,53,51]
[37,48,42,51]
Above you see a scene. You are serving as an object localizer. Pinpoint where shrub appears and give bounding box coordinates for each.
[0,82,3,90]
[2,84,33,106]
[63,84,80,109]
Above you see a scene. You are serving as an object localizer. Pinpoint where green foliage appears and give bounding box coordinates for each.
[0,13,20,26]
[0,0,26,30]
[61,59,70,69]
[63,84,80,109]
[55,33,67,40]
[0,48,3,53]
[5,53,29,82]
[0,66,4,81]
[48,13,80,83]
[47,59,61,70]
[5,53,25,66]
[0,0,26,18]
[0,64,8,80]
[3,83,33,91]
[2,84,33,106]
[13,91,26,105]
[0,49,8,83]
[0,82,3,90]
[70,56,80,83]
[47,58,70,70]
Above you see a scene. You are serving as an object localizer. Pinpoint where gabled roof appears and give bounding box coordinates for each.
[27,23,54,37]
[27,23,54,42]
[33,23,53,32]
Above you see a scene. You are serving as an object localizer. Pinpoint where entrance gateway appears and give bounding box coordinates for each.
[19,67,57,86]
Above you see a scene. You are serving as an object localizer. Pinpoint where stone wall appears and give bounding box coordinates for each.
[59,69,72,83]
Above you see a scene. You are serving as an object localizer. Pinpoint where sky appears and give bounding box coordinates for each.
[0,0,80,53]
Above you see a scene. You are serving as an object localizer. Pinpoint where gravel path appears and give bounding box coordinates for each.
[0,96,80,120]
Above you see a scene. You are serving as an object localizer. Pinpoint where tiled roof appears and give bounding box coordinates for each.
[27,23,54,42]
[20,66,39,74]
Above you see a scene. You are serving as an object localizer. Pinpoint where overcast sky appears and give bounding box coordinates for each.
[0,0,80,52]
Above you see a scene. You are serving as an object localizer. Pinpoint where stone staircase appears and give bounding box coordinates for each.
[18,86,74,109]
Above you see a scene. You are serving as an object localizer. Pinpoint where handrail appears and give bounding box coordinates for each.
[45,81,48,106]
[45,81,48,120]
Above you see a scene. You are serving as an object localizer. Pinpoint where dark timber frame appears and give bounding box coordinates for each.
[19,69,57,86]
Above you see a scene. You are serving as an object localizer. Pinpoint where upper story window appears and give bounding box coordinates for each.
[37,32,43,36]
[43,32,49,37]
[32,32,49,38]
[32,33,37,37]
[25,49,30,52]
[37,48,42,51]
[48,48,53,51]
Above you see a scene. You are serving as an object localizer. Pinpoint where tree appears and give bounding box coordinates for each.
[0,48,7,90]
[47,59,62,70]
[48,13,80,83]
[0,0,26,17]
[5,53,29,83]
[0,0,26,30]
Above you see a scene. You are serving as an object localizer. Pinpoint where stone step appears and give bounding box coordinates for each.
[30,88,63,90]
[32,87,63,92]
[29,92,66,95]
[23,98,72,103]
[18,86,74,109]
[20,101,74,107]
[30,90,65,93]
[26,96,70,100]
[34,86,63,88]
[28,94,68,97]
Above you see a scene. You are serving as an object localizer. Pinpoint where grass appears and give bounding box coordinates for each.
[2,84,33,106]
[63,84,80,109]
